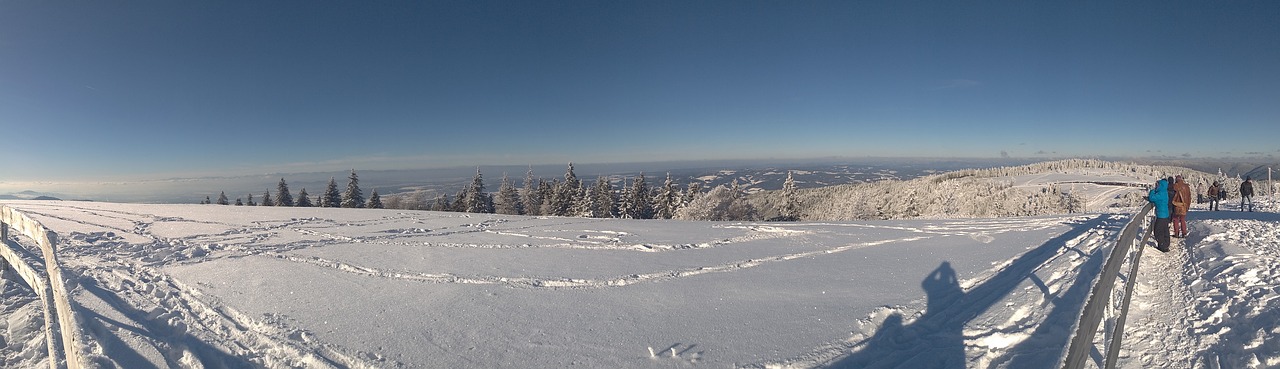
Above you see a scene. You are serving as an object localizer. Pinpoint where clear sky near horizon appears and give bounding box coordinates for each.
[2,1,1278,181]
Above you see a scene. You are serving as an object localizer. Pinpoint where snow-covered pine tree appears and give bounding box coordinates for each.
[261,191,273,206]
[521,168,541,216]
[725,180,756,220]
[465,168,492,213]
[629,173,654,219]
[683,181,702,206]
[593,176,617,218]
[367,189,383,209]
[452,189,468,212]
[779,171,799,220]
[276,178,294,206]
[569,182,593,217]
[296,188,312,207]
[235,198,243,206]
[246,193,256,206]
[538,179,557,216]
[617,177,634,219]
[654,173,680,219]
[322,177,341,207]
[342,170,364,208]
[433,193,450,212]
[496,174,522,215]
[216,192,229,205]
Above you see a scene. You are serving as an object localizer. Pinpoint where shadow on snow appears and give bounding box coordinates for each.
[826,215,1114,369]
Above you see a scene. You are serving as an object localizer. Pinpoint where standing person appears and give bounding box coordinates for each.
[1207,181,1221,211]
[1147,179,1171,252]
[1241,176,1255,212]
[1171,175,1191,238]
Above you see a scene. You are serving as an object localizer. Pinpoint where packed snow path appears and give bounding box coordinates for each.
[2,201,1139,368]
[1120,200,1280,368]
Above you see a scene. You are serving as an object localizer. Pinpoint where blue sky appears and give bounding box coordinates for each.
[2,1,1278,181]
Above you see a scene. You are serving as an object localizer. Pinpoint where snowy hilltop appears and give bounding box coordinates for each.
[1,162,1277,368]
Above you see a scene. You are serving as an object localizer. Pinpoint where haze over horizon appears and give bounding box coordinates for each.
[3,1,1278,182]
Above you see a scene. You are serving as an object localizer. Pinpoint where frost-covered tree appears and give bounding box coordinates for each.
[452,188,468,212]
[521,168,542,216]
[276,178,294,207]
[234,198,243,206]
[593,176,617,218]
[465,168,493,213]
[654,173,681,219]
[246,193,256,206]
[367,189,383,209]
[342,170,364,208]
[725,180,757,220]
[538,179,557,216]
[322,177,341,208]
[202,196,210,204]
[215,192,229,205]
[683,181,703,206]
[433,193,451,212]
[495,174,523,215]
[626,173,654,219]
[778,171,800,221]
[675,185,734,221]
[569,182,593,217]
[261,191,273,207]
[296,188,313,207]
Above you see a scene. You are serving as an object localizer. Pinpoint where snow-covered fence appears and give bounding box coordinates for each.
[0,206,91,369]
[1060,203,1154,369]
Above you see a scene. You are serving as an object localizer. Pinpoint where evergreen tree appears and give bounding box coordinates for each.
[521,168,541,216]
[296,188,313,207]
[538,179,558,216]
[276,178,294,206]
[725,180,757,220]
[342,170,364,208]
[654,173,680,219]
[202,196,211,205]
[367,189,383,209]
[433,193,450,212]
[569,182,592,217]
[684,181,703,206]
[628,173,654,219]
[246,193,256,206]
[780,171,799,221]
[465,168,492,213]
[217,191,229,205]
[452,189,468,212]
[593,176,617,218]
[496,174,523,215]
[235,198,243,206]
[261,191,273,206]
[323,177,341,207]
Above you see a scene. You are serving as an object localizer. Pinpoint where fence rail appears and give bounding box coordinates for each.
[1,205,89,369]
[1060,203,1155,369]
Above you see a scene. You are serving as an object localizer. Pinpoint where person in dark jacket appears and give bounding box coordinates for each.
[1207,182,1221,211]
[1241,177,1255,212]
[1147,179,1171,252]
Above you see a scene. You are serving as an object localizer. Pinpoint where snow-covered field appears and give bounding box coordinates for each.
[1,196,1277,368]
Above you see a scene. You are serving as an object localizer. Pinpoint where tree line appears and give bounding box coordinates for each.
[379,163,762,220]
[201,169,384,209]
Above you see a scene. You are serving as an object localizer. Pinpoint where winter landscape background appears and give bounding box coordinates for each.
[3,159,1279,368]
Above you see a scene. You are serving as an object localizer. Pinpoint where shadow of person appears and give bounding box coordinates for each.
[827,261,967,369]
[825,215,1107,369]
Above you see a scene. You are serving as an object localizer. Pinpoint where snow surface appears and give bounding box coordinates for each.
[1,195,1277,368]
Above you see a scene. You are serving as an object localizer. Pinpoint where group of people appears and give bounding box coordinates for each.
[1206,177,1256,212]
[1147,175,1258,252]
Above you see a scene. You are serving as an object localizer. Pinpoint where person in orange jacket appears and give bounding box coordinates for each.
[1171,175,1192,238]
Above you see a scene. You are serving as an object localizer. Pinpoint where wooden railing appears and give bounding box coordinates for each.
[1,205,90,369]
[1060,203,1155,369]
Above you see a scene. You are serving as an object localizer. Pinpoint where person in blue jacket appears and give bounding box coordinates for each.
[1147,179,1171,252]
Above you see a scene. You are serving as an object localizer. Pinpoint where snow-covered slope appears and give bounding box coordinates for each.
[1,197,1276,368]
